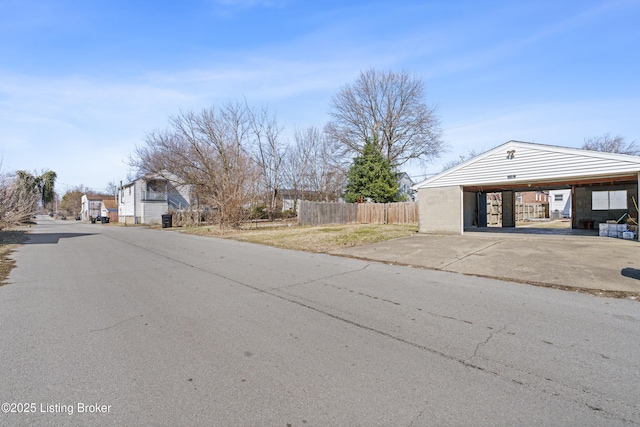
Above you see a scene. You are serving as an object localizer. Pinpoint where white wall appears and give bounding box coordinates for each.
[81,195,102,220]
[549,189,571,217]
[118,184,137,223]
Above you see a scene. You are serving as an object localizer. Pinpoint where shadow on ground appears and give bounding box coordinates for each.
[621,268,640,281]
[1,230,30,286]
[467,226,598,236]
[0,230,29,245]
[24,233,96,245]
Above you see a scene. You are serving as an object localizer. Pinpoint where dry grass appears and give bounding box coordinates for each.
[181,223,419,253]
[0,230,28,286]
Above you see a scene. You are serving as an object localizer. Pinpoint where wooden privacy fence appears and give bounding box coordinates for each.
[486,200,548,225]
[299,201,418,226]
[515,203,548,222]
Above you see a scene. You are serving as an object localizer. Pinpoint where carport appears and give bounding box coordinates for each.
[413,141,640,236]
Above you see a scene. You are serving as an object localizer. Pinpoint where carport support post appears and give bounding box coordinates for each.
[502,190,516,228]
[477,192,487,227]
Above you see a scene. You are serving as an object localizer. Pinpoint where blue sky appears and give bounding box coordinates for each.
[1,0,639,193]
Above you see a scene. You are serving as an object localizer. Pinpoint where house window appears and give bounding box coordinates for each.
[554,194,563,202]
[592,190,627,210]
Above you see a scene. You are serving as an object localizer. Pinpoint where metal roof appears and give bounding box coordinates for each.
[414,141,640,190]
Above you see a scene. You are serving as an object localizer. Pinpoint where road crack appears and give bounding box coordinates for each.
[88,314,144,333]
[470,325,507,360]
[269,263,374,291]
[438,240,505,270]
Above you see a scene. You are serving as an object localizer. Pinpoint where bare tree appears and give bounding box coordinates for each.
[283,127,345,206]
[60,185,90,218]
[326,69,445,166]
[282,129,312,209]
[0,166,39,230]
[248,104,287,220]
[440,148,485,172]
[582,134,639,155]
[105,181,118,198]
[132,102,260,229]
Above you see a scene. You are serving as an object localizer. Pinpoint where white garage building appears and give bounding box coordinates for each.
[413,141,640,235]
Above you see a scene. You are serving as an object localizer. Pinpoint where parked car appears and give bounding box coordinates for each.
[92,216,110,224]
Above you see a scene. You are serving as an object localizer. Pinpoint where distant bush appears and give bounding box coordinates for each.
[249,206,268,220]
[282,208,297,219]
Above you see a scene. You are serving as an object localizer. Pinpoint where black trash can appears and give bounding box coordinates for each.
[161,214,172,228]
[101,216,107,224]
[91,217,96,224]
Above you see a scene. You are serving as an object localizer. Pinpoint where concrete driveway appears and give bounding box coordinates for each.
[330,228,640,298]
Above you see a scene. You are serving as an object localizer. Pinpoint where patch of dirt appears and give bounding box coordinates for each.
[0,230,29,286]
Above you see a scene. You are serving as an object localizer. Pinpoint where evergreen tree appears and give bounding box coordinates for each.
[39,171,57,207]
[343,140,401,203]
[14,170,57,211]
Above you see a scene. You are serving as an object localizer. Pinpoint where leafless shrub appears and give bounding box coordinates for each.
[582,134,639,156]
[248,104,287,220]
[132,102,261,229]
[283,126,346,208]
[0,166,39,230]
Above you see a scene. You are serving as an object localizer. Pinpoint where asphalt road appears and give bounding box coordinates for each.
[1,216,639,426]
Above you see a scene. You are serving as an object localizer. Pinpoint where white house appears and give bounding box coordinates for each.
[398,172,416,201]
[118,173,191,225]
[80,194,112,221]
[549,189,571,218]
[101,199,118,222]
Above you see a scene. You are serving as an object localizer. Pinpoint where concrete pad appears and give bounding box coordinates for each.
[330,232,640,297]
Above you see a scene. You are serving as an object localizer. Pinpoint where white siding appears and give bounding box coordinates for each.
[416,141,640,189]
[549,189,571,217]
[118,185,136,218]
[118,172,191,224]
[81,195,90,220]
[80,195,103,220]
